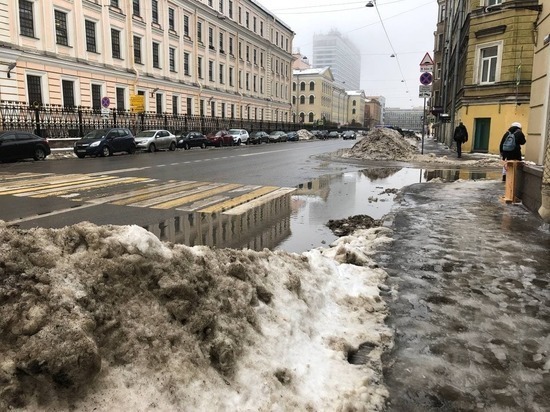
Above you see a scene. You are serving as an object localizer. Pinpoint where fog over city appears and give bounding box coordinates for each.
[258,0,438,108]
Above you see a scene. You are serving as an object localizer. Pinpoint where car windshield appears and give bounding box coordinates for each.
[136,131,156,138]
[84,129,109,139]
[228,130,241,135]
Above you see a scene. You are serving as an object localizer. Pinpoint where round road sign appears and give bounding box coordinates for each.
[101,96,111,108]
[420,72,433,86]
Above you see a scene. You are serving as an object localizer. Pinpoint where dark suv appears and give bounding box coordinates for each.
[0,131,51,162]
[74,128,136,158]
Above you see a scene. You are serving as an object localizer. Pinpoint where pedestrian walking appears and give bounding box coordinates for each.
[499,122,526,182]
[453,121,468,158]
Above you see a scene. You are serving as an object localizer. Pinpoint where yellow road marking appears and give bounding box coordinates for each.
[112,181,207,206]
[152,183,243,209]
[0,176,118,195]
[29,177,152,198]
[198,186,279,213]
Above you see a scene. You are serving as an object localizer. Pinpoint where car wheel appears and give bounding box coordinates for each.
[76,154,86,159]
[101,146,111,157]
[184,143,190,150]
[128,145,136,154]
[148,143,156,153]
[169,142,176,151]
[33,146,47,161]
[200,142,206,149]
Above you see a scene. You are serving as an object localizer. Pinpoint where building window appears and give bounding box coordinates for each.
[168,8,175,30]
[27,75,42,105]
[253,49,257,65]
[133,0,140,17]
[229,67,234,86]
[253,16,256,32]
[208,0,213,6]
[209,60,214,81]
[111,0,119,7]
[133,36,141,64]
[55,10,69,46]
[308,113,314,123]
[229,1,233,18]
[186,97,192,115]
[184,15,189,37]
[219,64,224,83]
[352,108,356,115]
[209,27,214,49]
[246,45,250,62]
[245,11,249,28]
[219,0,223,13]
[184,52,190,75]
[309,81,315,91]
[260,21,263,37]
[292,82,296,92]
[219,33,224,52]
[116,87,125,112]
[19,0,34,37]
[246,73,250,90]
[200,99,205,116]
[253,75,257,92]
[169,47,176,72]
[172,95,178,115]
[300,82,305,91]
[151,0,158,24]
[210,100,215,117]
[62,80,75,108]
[309,95,314,104]
[477,43,500,84]
[352,100,356,106]
[111,29,121,59]
[156,93,163,114]
[152,42,160,68]
[91,84,102,110]
[85,20,96,53]
[260,52,264,67]
[229,37,234,55]
[300,96,305,104]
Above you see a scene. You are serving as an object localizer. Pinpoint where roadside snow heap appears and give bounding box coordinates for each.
[0,221,393,411]
[341,127,417,161]
[296,129,314,140]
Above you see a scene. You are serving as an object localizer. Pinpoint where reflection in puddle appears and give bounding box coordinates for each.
[142,167,501,252]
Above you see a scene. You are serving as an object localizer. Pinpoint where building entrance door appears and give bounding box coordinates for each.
[473,118,491,152]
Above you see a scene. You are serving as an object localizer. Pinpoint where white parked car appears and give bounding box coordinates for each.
[135,129,177,152]
[228,129,250,145]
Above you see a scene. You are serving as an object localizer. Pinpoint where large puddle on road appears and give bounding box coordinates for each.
[143,167,501,252]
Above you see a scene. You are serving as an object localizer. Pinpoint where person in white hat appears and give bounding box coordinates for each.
[499,122,526,181]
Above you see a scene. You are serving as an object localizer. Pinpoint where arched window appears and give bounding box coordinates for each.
[309,95,315,104]
[309,81,315,91]
[300,82,306,91]
[300,95,305,104]
[308,112,314,122]
[299,112,305,123]
[292,96,296,104]
[352,108,356,114]
[293,82,296,91]
[352,100,356,106]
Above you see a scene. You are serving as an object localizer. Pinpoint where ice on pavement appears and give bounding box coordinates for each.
[0,221,393,411]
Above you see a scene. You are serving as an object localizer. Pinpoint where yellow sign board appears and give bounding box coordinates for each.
[130,94,145,113]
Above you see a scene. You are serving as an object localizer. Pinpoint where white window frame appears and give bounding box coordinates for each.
[60,76,81,107]
[486,0,502,5]
[474,40,502,85]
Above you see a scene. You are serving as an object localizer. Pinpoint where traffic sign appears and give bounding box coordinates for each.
[420,72,433,85]
[101,96,110,108]
[130,94,145,113]
[419,85,432,98]
[419,52,434,72]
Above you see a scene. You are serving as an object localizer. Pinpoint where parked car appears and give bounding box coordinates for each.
[316,130,329,140]
[286,131,299,141]
[268,131,288,143]
[135,129,177,152]
[177,131,210,150]
[341,131,356,140]
[74,128,136,158]
[328,131,341,139]
[206,130,234,147]
[0,131,51,162]
[248,131,270,145]
[228,129,250,145]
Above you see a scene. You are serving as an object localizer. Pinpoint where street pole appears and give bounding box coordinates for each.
[422,96,426,154]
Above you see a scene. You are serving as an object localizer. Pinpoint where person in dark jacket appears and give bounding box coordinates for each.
[499,122,526,181]
[453,121,468,158]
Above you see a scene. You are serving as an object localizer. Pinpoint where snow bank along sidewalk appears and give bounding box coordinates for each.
[0,221,393,411]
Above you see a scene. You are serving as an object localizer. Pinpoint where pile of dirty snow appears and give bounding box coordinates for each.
[296,129,314,140]
[0,221,393,411]
[341,128,417,161]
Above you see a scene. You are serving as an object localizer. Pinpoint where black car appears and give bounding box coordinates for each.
[249,131,269,144]
[177,131,210,150]
[0,131,51,162]
[268,131,288,143]
[286,131,299,141]
[341,131,356,140]
[327,131,341,139]
[74,128,136,158]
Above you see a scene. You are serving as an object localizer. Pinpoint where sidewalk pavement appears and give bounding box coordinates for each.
[378,137,550,410]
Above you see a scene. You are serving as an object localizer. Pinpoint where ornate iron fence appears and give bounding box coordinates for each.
[0,102,316,138]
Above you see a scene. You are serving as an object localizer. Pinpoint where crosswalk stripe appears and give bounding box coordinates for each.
[0,176,118,195]
[111,181,206,206]
[151,183,243,209]
[198,186,279,213]
[28,177,153,198]
[87,180,189,204]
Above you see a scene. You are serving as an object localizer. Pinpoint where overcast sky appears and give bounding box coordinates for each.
[257,0,438,109]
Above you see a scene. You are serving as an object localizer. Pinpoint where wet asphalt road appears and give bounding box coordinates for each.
[378,180,550,411]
